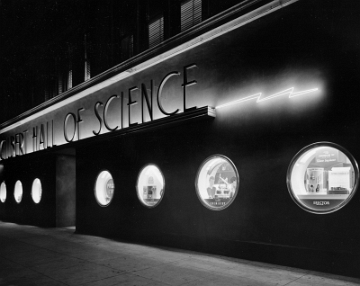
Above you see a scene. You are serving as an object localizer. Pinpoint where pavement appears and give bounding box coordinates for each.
[0,221,359,286]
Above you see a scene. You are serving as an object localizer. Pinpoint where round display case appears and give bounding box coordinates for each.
[31,178,42,204]
[136,164,165,208]
[0,182,6,203]
[195,155,239,211]
[94,171,115,207]
[287,142,359,214]
[14,180,23,204]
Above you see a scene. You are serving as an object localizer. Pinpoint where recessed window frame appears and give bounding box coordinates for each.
[286,142,359,214]
[0,181,6,203]
[136,164,166,208]
[14,180,23,204]
[94,170,115,207]
[195,154,239,211]
[31,178,42,204]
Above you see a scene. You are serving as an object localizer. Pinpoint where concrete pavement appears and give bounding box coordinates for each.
[0,221,359,286]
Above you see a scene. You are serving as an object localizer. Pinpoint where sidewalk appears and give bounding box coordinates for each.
[0,221,359,286]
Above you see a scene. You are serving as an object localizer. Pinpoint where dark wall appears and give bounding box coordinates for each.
[0,154,57,227]
[1,0,360,279]
[76,0,360,278]
[56,155,76,227]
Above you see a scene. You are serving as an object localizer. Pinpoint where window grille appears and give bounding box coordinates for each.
[68,69,73,89]
[181,0,202,32]
[84,34,91,81]
[58,72,63,94]
[148,16,164,48]
[121,35,134,61]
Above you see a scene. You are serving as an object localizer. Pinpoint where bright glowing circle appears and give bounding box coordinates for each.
[31,178,42,204]
[0,182,6,203]
[14,180,23,204]
[136,165,165,207]
[287,142,359,214]
[94,171,114,206]
[195,155,239,211]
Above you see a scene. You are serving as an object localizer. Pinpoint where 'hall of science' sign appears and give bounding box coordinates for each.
[0,63,200,161]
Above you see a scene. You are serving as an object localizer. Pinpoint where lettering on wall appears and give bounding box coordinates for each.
[0,63,198,161]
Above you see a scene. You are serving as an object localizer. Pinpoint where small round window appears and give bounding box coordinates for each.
[287,142,359,214]
[136,165,165,207]
[0,182,6,203]
[196,155,239,210]
[31,178,42,204]
[14,180,23,204]
[95,171,114,206]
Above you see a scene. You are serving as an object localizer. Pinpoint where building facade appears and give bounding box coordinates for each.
[1,0,360,278]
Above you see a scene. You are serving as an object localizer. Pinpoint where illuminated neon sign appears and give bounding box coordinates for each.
[216,87,319,109]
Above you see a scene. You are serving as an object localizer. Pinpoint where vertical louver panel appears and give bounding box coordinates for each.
[181,0,202,32]
[68,69,73,89]
[84,34,91,81]
[148,16,164,48]
[121,35,134,61]
[58,72,63,94]
[68,48,73,89]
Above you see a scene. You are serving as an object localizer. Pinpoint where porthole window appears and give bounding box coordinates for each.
[196,155,239,210]
[31,178,42,204]
[287,142,359,214]
[0,182,6,203]
[14,180,23,204]
[136,165,165,207]
[94,171,114,206]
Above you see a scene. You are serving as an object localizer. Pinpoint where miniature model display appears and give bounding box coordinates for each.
[136,165,164,207]
[288,143,358,213]
[196,155,239,210]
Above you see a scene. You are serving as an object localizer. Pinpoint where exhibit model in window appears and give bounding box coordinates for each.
[137,165,165,207]
[196,155,239,210]
[287,143,358,214]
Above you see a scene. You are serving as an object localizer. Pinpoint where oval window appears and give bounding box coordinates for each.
[287,142,359,214]
[14,180,23,204]
[94,171,114,206]
[31,178,42,204]
[136,165,165,207]
[0,182,6,203]
[196,155,239,210]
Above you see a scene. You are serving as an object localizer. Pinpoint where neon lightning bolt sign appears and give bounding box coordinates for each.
[216,87,319,109]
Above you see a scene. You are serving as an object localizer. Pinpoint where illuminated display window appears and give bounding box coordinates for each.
[136,165,165,207]
[94,171,114,207]
[31,178,42,204]
[14,180,23,204]
[196,155,239,210]
[287,142,359,214]
[0,182,6,203]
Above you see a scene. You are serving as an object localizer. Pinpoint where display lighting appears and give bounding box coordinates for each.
[0,182,6,203]
[216,87,319,109]
[31,178,42,204]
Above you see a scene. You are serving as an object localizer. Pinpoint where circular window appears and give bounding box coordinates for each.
[94,171,115,206]
[196,155,239,210]
[31,178,42,204]
[136,165,165,207]
[14,180,23,204]
[287,142,359,214]
[0,182,6,203]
